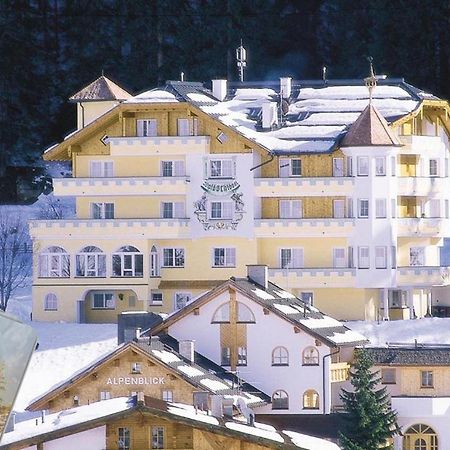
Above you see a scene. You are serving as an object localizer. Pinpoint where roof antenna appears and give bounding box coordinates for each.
[322,66,327,84]
[236,39,247,83]
[101,69,104,77]
[364,57,377,104]
[180,71,185,82]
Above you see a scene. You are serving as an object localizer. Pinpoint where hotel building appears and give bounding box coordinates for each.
[30,74,450,322]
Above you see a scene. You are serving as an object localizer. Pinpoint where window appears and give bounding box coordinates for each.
[375,157,386,176]
[420,370,433,388]
[76,246,106,277]
[100,391,111,401]
[375,199,386,218]
[347,156,353,176]
[92,293,114,309]
[44,293,58,311]
[177,117,198,136]
[212,248,236,267]
[118,427,130,450]
[333,248,346,268]
[161,160,185,177]
[151,426,165,449]
[112,246,143,277]
[161,202,185,219]
[279,200,302,219]
[429,159,438,177]
[280,248,303,269]
[137,119,158,137]
[358,199,369,218]
[150,246,160,277]
[375,246,387,269]
[272,347,289,366]
[91,202,114,219]
[162,390,173,402]
[300,292,314,306]
[212,301,255,323]
[39,246,70,278]
[381,368,396,384]
[162,248,184,267]
[131,362,141,374]
[209,159,233,178]
[302,347,319,365]
[174,292,191,310]
[272,390,289,410]
[73,396,79,407]
[333,158,344,177]
[391,156,396,176]
[303,390,319,409]
[279,158,301,177]
[221,347,231,366]
[410,247,425,266]
[90,161,114,177]
[333,200,345,219]
[391,246,397,268]
[210,201,233,219]
[237,346,247,366]
[358,246,370,269]
[151,291,163,305]
[357,156,369,176]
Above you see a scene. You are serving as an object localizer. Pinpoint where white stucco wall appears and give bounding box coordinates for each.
[44,426,106,450]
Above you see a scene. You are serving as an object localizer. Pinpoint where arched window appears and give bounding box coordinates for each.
[76,246,106,277]
[403,424,438,450]
[272,390,289,410]
[39,246,70,278]
[150,246,160,278]
[303,390,319,409]
[272,347,289,366]
[212,301,255,323]
[302,347,319,366]
[112,246,143,277]
[44,293,58,311]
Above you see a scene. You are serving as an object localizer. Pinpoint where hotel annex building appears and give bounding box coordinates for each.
[30,74,450,323]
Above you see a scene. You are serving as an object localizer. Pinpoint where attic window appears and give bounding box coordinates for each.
[217,132,228,144]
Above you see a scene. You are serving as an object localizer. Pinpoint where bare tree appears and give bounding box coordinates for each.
[37,193,64,220]
[0,211,31,311]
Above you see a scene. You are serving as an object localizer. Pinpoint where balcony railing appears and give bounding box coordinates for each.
[399,135,444,153]
[330,362,350,382]
[397,176,448,196]
[268,267,356,288]
[397,266,450,286]
[397,218,450,237]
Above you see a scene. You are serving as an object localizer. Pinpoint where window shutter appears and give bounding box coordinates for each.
[279,200,290,218]
[174,161,185,176]
[292,200,302,218]
[148,119,158,136]
[174,202,185,218]
[90,161,102,177]
[375,246,386,268]
[104,162,114,177]
[223,202,233,219]
[177,119,190,136]
[226,248,236,266]
[279,158,290,177]
[292,249,303,268]
[39,254,48,277]
[222,160,233,177]
[136,120,144,137]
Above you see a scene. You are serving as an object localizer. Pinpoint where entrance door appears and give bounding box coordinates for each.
[403,424,438,450]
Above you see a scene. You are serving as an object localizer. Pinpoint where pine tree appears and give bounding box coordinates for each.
[339,349,400,450]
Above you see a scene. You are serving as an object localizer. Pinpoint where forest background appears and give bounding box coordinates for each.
[0,0,449,169]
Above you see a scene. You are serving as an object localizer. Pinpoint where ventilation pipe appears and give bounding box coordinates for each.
[179,340,195,363]
[280,77,292,99]
[212,79,227,101]
[247,265,269,289]
[261,102,278,130]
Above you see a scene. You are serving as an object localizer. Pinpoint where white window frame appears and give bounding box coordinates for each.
[39,247,70,278]
[174,292,192,310]
[375,198,387,218]
[429,159,439,177]
[131,362,141,374]
[357,156,369,176]
[358,246,370,269]
[410,247,425,266]
[90,161,114,178]
[280,248,303,269]
[162,248,185,267]
[212,248,236,267]
[91,202,114,219]
[151,426,165,450]
[92,292,115,309]
[279,158,301,177]
[358,199,369,218]
[272,347,289,366]
[381,368,396,384]
[421,370,434,388]
[237,346,247,366]
[209,159,234,178]
[150,291,163,306]
[137,118,158,137]
[44,293,58,311]
[279,199,302,219]
[112,247,144,277]
[375,246,387,269]
[76,248,106,277]
[375,157,386,176]
[160,202,185,219]
[100,391,111,401]
[162,390,173,402]
[118,427,130,450]
[161,160,185,177]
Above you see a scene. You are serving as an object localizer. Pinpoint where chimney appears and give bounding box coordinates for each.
[134,328,141,341]
[212,79,227,101]
[210,395,224,418]
[137,392,145,406]
[149,335,163,350]
[179,340,195,363]
[5,412,16,433]
[261,102,278,130]
[247,265,269,289]
[280,77,292,99]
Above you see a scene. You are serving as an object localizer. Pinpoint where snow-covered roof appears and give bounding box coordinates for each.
[127,89,179,103]
[3,396,340,450]
[166,78,428,155]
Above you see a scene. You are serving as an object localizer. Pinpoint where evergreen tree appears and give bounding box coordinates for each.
[339,349,400,450]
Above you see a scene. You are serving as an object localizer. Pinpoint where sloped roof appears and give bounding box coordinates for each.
[365,346,450,366]
[27,338,269,412]
[2,396,341,450]
[153,277,367,348]
[69,75,132,102]
[340,103,403,147]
